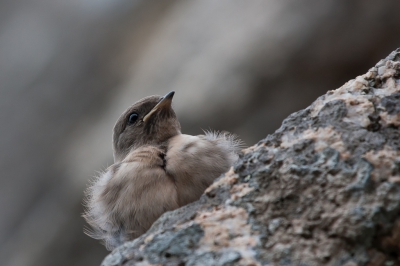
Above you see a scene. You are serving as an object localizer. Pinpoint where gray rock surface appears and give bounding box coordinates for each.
[102,49,400,265]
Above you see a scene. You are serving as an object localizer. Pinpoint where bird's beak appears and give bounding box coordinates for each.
[143,91,175,122]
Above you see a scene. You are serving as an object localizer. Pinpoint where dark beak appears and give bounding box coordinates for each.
[143,91,175,122]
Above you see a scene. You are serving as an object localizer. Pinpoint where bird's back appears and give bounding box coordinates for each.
[166,132,241,206]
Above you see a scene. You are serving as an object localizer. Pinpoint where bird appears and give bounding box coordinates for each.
[83,91,241,250]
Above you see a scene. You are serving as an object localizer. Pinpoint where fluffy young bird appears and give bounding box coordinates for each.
[84,91,241,250]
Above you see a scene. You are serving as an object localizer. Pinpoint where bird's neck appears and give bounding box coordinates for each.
[114,132,181,163]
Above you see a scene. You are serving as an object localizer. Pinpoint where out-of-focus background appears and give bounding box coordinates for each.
[0,1,399,265]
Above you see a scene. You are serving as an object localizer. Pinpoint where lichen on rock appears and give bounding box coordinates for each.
[101,48,400,266]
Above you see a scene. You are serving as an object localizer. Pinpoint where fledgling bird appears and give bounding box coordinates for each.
[83,91,241,250]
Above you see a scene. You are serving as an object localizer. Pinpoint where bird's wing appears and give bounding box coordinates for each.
[84,146,179,250]
[166,133,240,206]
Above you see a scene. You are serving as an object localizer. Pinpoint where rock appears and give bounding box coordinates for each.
[101,49,400,265]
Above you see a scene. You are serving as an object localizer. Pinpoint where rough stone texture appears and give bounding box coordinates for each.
[102,49,400,266]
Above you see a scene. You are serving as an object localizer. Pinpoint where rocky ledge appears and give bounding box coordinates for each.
[102,49,400,266]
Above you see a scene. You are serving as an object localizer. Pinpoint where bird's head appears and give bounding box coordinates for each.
[112,91,181,162]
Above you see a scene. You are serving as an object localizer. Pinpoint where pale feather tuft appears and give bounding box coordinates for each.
[203,130,244,163]
[83,169,123,250]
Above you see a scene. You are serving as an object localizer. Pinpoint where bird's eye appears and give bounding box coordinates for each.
[128,113,139,125]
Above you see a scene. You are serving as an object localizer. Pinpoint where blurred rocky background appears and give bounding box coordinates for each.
[0,1,399,266]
